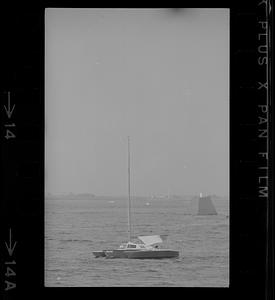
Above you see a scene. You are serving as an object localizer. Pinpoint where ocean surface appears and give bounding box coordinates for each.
[45,197,229,287]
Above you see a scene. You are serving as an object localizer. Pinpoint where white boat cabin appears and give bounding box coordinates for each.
[118,242,155,250]
[118,236,165,250]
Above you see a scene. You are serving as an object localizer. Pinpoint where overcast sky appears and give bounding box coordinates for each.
[45,8,229,197]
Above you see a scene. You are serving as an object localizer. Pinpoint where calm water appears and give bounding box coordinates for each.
[45,197,229,287]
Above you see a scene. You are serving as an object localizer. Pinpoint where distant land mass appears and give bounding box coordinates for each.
[45,193,228,201]
[46,193,96,200]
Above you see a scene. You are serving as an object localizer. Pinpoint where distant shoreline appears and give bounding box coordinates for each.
[45,194,228,201]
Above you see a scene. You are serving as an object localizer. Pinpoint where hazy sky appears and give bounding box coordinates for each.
[45,8,229,197]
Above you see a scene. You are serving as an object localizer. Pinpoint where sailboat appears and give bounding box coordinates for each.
[92,137,179,259]
[197,193,218,215]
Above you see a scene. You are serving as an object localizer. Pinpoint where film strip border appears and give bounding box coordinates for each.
[230,1,272,298]
[257,1,273,299]
[0,7,44,298]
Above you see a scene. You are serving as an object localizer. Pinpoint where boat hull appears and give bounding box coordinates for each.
[127,250,179,259]
[93,251,107,258]
[104,249,179,259]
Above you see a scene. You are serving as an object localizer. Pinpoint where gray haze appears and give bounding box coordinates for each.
[45,8,229,197]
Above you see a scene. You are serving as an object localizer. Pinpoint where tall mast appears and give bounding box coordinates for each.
[127,136,132,241]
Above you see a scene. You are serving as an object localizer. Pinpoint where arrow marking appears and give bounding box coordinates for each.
[4,92,15,118]
[5,228,17,256]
